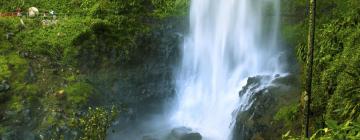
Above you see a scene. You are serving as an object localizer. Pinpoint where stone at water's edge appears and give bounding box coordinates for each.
[139,127,202,140]
[233,74,300,140]
[168,127,202,140]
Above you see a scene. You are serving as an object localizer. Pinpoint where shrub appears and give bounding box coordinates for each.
[79,106,118,140]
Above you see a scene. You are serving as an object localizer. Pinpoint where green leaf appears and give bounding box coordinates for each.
[326,120,338,129]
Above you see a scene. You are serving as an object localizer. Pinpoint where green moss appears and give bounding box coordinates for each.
[0,56,11,79]
[0,52,27,80]
[14,18,93,64]
[7,53,26,65]
[151,0,190,18]
[8,96,24,112]
[65,82,94,107]
[275,104,299,125]
[65,75,77,82]
[45,114,56,125]
[281,23,306,47]
[0,126,7,135]
[0,18,19,31]
[24,84,40,97]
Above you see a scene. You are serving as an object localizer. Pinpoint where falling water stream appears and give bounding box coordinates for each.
[171,0,283,139]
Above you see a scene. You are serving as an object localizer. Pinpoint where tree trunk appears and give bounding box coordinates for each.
[303,0,316,138]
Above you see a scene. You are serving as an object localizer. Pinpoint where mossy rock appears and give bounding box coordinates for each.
[64,82,95,108]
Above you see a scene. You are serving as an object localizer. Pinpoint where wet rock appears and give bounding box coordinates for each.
[19,51,34,59]
[168,127,202,140]
[180,133,202,140]
[142,135,159,140]
[233,74,300,140]
[23,131,36,140]
[25,64,36,83]
[1,130,15,140]
[0,80,10,92]
[0,80,10,102]
[1,130,37,140]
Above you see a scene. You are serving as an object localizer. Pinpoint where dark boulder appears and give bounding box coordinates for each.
[233,74,300,140]
[142,135,160,140]
[168,127,202,140]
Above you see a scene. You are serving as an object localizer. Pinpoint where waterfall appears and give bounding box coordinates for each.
[171,0,282,139]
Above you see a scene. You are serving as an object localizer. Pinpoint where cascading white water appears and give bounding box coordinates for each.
[171,0,282,139]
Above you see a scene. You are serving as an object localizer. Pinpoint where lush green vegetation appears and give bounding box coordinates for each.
[278,0,360,139]
[78,106,118,140]
[0,0,189,139]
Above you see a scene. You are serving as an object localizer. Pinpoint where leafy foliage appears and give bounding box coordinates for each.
[275,104,300,127]
[282,120,360,140]
[79,106,118,140]
[309,7,360,124]
[151,0,190,18]
[286,0,360,138]
[0,56,11,79]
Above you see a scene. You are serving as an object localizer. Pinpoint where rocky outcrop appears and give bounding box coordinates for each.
[233,74,300,140]
[167,127,202,140]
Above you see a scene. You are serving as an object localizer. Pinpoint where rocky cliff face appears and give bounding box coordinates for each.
[0,14,186,139]
[101,20,187,139]
[233,74,300,140]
